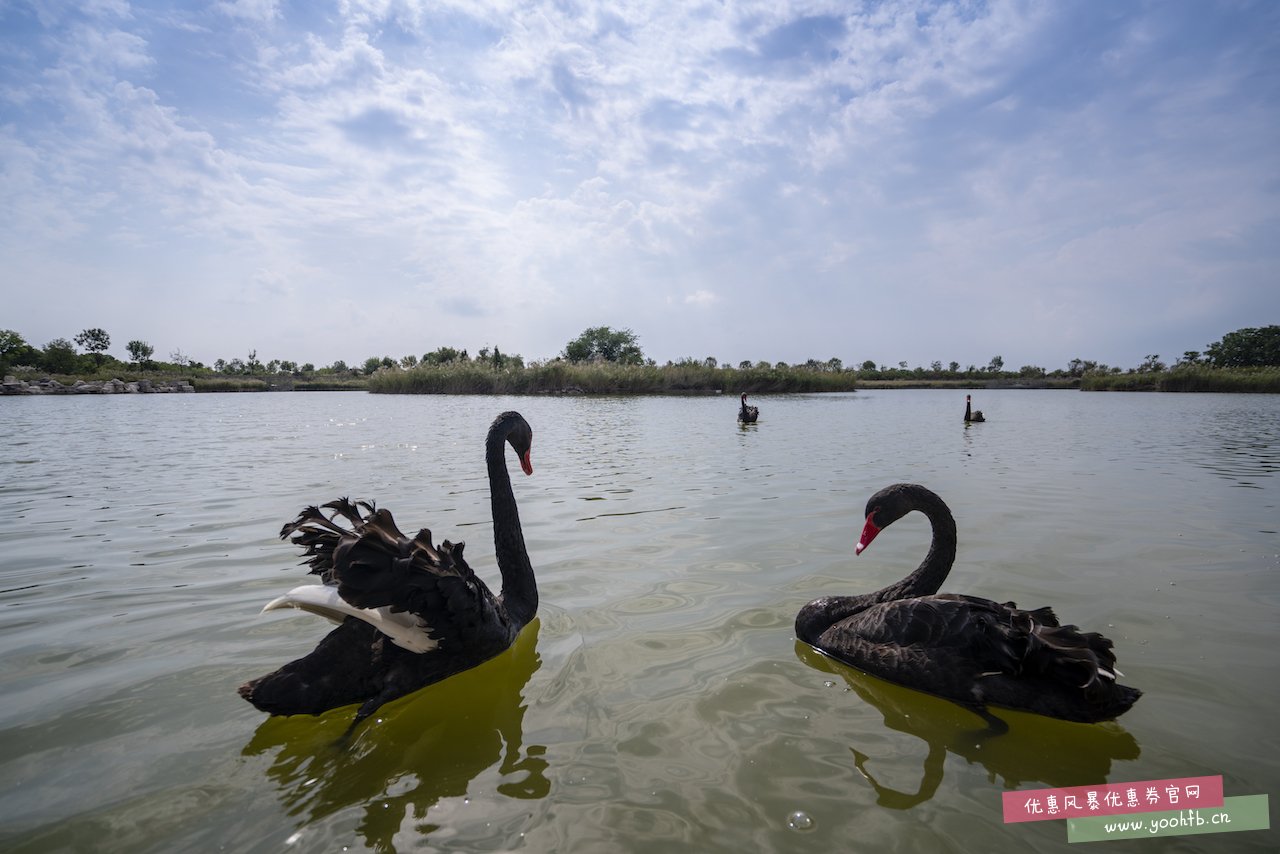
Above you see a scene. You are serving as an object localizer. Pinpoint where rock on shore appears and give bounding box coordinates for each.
[2,376,195,395]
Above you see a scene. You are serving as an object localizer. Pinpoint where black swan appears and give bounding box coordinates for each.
[964,394,985,423]
[738,393,759,423]
[239,410,537,731]
[795,483,1140,726]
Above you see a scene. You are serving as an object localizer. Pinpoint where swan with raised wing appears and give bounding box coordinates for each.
[238,411,538,731]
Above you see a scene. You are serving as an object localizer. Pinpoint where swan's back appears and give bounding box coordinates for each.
[813,593,1140,723]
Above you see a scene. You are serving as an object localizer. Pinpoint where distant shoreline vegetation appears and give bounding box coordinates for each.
[367,360,859,395]
[3,325,1278,395]
[1080,365,1280,393]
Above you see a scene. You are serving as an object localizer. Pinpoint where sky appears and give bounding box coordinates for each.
[1,0,1277,372]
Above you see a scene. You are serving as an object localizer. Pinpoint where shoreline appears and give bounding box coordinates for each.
[6,372,1276,396]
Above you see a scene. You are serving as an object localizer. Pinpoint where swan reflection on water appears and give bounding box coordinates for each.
[795,642,1140,810]
[242,620,547,848]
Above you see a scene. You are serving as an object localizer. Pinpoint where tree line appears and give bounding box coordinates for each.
[3,324,1277,383]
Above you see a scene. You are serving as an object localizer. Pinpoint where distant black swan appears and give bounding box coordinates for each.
[239,411,538,730]
[738,393,759,423]
[795,483,1140,725]
[964,395,985,423]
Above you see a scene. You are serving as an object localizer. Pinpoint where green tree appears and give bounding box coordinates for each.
[987,354,1004,373]
[477,345,522,369]
[423,347,466,365]
[75,328,111,367]
[1137,354,1165,373]
[126,340,154,366]
[1204,326,1280,368]
[563,326,644,364]
[1,329,40,371]
[1177,350,1202,366]
[42,338,80,373]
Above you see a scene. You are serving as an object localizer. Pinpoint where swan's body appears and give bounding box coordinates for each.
[738,393,759,423]
[239,411,537,729]
[796,484,1140,724]
[964,395,985,423]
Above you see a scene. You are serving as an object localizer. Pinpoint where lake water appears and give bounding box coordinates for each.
[1,389,1277,853]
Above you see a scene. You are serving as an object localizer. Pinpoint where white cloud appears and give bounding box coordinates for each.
[216,0,280,24]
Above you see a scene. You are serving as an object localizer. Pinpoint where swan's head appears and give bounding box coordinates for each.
[497,410,534,476]
[855,483,940,555]
[741,393,748,402]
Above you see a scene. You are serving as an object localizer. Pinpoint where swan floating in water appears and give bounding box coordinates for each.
[964,395,985,423]
[238,411,538,731]
[738,393,759,423]
[796,483,1140,726]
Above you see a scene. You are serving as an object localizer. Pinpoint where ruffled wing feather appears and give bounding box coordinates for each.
[277,498,512,652]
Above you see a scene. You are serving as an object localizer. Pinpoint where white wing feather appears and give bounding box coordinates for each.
[261,584,438,653]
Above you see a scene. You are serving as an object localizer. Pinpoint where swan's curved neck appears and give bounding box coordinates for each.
[795,490,956,643]
[487,426,537,624]
[870,494,956,604]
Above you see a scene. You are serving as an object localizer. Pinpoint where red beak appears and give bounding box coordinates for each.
[520,451,533,476]
[855,515,880,556]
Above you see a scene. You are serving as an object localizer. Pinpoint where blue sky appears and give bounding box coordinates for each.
[2,0,1276,371]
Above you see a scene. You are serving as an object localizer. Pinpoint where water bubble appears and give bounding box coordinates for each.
[787,811,814,831]
[823,680,836,688]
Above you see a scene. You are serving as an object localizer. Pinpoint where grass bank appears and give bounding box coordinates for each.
[1081,366,1280,393]
[367,361,859,395]
[856,378,1079,390]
